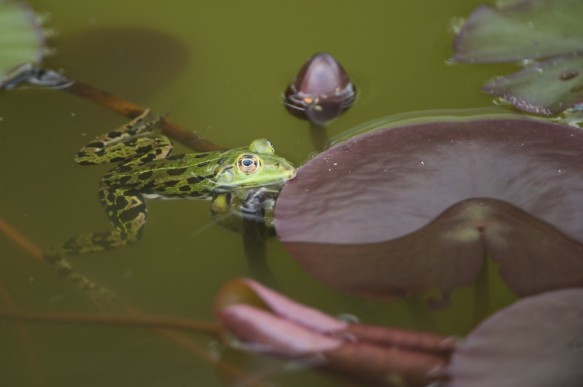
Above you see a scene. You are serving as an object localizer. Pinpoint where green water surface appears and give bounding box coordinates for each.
[0,1,518,386]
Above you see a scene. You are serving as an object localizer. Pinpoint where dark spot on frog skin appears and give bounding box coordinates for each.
[115,196,129,208]
[167,167,187,176]
[179,185,191,192]
[140,181,157,190]
[570,84,583,93]
[78,160,97,166]
[119,203,146,223]
[196,161,210,168]
[194,152,210,158]
[187,176,201,184]
[108,130,122,138]
[163,180,179,187]
[118,175,133,186]
[139,154,157,164]
[216,157,227,165]
[136,146,153,154]
[107,192,116,203]
[86,141,105,149]
[138,171,153,180]
[116,165,133,173]
[110,157,126,163]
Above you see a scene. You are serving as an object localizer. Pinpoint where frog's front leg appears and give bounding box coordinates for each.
[98,184,148,244]
[209,188,279,233]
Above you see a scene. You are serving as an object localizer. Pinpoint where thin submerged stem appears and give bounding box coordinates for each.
[472,258,490,326]
[0,307,221,337]
[308,121,329,152]
[0,216,267,386]
[0,63,224,152]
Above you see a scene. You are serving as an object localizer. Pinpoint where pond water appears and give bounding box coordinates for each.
[0,0,520,386]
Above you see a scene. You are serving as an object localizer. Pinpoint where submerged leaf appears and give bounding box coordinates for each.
[447,288,583,387]
[0,0,47,85]
[275,115,583,298]
[453,0,583,63]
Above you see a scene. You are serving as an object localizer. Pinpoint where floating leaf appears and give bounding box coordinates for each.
[0,0,47,85]
[452,0,583,115]
[483,52,583,116]
[453,0,583,63]
[275,115,583,299]
[447,288,583,387]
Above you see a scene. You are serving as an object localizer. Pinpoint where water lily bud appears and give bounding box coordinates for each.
[284,52,356,126]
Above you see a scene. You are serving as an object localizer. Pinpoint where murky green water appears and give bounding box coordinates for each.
[0,1,520,386]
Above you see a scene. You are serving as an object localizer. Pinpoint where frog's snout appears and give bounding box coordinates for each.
[287,165,297,180]
[278,162,297,180]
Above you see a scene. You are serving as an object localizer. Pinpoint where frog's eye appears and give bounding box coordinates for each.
[237,154,260,174]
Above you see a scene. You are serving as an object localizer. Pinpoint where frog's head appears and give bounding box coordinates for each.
[214,139,296,188]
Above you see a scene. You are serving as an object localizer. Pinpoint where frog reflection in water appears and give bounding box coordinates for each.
[44,110,296,304]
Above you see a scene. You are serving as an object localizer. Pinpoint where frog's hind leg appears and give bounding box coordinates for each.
[42,225,130,308]
[42,251,120,308]
[74,109,172,166]
[43,188,147,308]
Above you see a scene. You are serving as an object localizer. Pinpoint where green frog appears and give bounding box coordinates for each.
[44,110,296,305]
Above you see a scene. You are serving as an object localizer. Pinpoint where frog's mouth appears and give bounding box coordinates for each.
[280,163,297,180]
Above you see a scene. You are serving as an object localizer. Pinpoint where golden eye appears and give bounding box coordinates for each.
[237,154,260,174]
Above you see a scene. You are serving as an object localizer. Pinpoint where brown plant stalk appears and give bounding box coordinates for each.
[0,215,265,386]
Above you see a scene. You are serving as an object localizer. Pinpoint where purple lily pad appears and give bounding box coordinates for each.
[453,0,583,63]
[447,288,583,387]
[275,115,583,298]
[483,52,583,116]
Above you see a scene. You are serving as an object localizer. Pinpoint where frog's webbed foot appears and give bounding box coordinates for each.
[43,248,122,310]
[43,228,142,309]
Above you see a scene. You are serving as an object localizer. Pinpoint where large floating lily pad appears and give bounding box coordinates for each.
[275,115,583,298]
[483,53,583,116]
[447,288,583,387]
[0,0,46,84]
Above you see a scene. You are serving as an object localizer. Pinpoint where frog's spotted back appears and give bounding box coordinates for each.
[43,110,296,307]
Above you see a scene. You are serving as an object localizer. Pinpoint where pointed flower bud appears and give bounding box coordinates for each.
[284,52,356,126]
